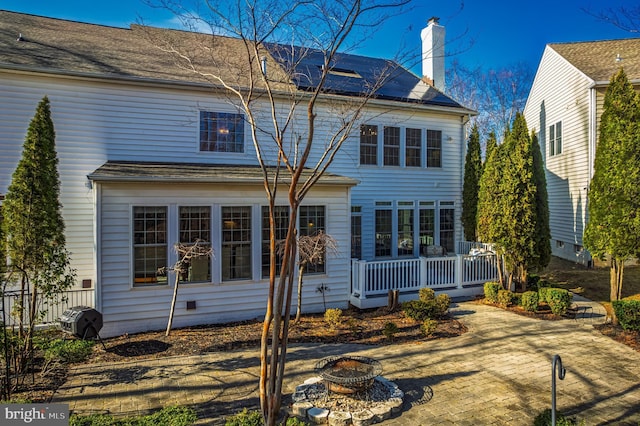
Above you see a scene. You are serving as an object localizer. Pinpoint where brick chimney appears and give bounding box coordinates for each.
[421,17,445,90]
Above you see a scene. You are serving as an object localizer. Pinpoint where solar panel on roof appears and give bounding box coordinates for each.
[264,43,462,108]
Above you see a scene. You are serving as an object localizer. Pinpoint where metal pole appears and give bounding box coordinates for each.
[551,354,566,426]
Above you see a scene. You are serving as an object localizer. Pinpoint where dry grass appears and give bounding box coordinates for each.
[540,256,640,302]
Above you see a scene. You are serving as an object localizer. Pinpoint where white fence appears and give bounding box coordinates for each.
[1,288,95,327]
[351,248,498,309]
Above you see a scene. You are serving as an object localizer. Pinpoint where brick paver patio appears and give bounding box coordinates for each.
[53,299,640,425]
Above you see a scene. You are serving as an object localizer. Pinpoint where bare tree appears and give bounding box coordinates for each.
[584,5,640,33]
[160,240,213,336]
[284,231,338,322]
[447,60,533,148]
[142,1,411,423]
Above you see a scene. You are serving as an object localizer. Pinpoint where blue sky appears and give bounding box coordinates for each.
[2,0,636,74]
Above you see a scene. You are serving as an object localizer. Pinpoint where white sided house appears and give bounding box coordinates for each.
[0,11,490,337]
[523,38,640,265]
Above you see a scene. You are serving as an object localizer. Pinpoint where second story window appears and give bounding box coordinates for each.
[406,128,422,167]
[200,111,244,153]
[426,129,442,168]
[360,124,378,165]
[549,121,562,156]
[383,126,400,166]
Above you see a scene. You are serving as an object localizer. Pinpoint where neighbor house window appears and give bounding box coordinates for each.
[200,111,244,152]
[397,203,414,256]
[419,202,435,255]
[221,206,252,281]
[133,206,168,286]
[375,208,392,257]
[179,206,211,283]
[383,126,400,166]
[360,124,378,165]
[439,204,455,254]
[300,206,326,274]
[261,206,289,278]
[351,206,362,259]
[426,129,442,167]
[406,128,422,167]
[549,121,562,156]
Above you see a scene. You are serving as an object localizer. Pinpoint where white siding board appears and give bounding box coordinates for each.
[524,47,594,261]
[2,67,466,335]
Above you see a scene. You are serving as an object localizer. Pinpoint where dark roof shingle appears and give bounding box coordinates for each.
[88,161,359,186]
[0,10,466,108]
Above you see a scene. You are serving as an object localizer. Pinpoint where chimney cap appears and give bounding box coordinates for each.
[428,17,440,25]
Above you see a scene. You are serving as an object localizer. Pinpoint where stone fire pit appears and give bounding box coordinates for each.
[290,356,404,425]
[314,356,383,394]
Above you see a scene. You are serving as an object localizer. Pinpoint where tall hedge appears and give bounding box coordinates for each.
[584,68,640,305]
[462,124,482,241]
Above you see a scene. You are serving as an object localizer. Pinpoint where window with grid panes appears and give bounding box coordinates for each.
[426,129,442,167]
[419,203,435,255]
[299,206,326,274]
[397,206,414,256]
[179,206,211,283]
[221,206,252,281]
[133,206,167,286]
[261,206,289,278]
[360,124,378,165]
[406,128,422,167]
[439,206,455,253]
[351,206,362,259]
[375,209,392,257]
[200,111,244,152]
[549,121,562,156]
[383,126,400,166]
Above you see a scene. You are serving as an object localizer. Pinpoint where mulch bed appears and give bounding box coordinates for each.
[6,306,465,403]
[6,302,639,405]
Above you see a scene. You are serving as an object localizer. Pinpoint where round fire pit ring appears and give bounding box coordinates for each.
[314,355,383,394]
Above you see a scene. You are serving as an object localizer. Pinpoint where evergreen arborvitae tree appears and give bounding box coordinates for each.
[2,96,75,367]
[531,131,551,270]
[484,131,497,165]
[477,133,507,285]
[500,112,537,290]
[584,68,640,306]
[462,124,482,241]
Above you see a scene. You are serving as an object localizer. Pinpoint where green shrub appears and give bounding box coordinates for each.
[324,308,343,329]
[512,292,523,307]
[284,417,310,426]
[484,281,501,303]
[521,291,539,312]
[419,287,436,302]
[546,288,573,316]
[435,293,451,316]
[527,274,540,290]
[382,322,399,340]
[402,290,450,322]
[533,408,583,425]
[497,289,514,308]
[421,319,438,337]
[44,339,94,364]
[612,300,640,331]
[70,406,197,426]
[538,286,550,304]
[225,408,263,426]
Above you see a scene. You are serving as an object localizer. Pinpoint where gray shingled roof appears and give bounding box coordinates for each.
[0,10,467,108]
[550,38,640,83]
[88,161,359,186]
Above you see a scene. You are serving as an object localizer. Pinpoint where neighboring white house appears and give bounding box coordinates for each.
[0,11,484,337]
[523,38,640,266]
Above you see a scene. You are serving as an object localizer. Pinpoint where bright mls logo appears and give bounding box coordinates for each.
[2,404,68,425]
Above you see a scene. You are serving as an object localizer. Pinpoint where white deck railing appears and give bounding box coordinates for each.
[351,251,498,307]
[1,288,95,327]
